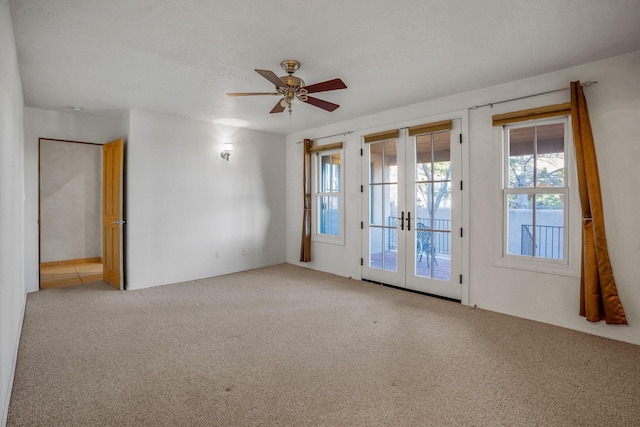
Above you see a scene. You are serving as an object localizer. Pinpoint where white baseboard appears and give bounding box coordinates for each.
[1,288,27,426]
[291,261,360,281]
[474,302,639,346]
[126,260,288,290]
[286,260,362,280]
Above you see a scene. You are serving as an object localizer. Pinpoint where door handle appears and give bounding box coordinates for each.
[407,212,411,231]
[398,211,404,230]
[113,220,126,225]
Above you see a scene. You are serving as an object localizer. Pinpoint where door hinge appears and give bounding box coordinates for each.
[460,228,463,237]
[361,221,363,229]
[460,181,463,191]
[459,274,463,284]
[360,258,364,266]
[459,134,462,144]
[361,185,364,193]
[360,148,363,156]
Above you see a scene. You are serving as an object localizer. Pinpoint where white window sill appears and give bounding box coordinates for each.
[312,235,345,246]
[494,255,579,278]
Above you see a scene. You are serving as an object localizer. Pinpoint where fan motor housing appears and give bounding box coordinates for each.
[279,75,304,89]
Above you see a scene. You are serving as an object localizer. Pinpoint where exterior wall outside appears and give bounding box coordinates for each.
[506,209,564,257]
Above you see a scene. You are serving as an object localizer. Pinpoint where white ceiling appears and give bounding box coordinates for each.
[9,0,640,135]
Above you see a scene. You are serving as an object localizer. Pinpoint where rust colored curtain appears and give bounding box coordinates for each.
[571,81,627,324]
[299,139,312,262]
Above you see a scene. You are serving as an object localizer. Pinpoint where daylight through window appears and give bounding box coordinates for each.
[503,118,569,261]
[313,147,344,244]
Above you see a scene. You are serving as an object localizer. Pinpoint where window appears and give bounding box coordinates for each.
[313,148,344,244]
[501,117,573,268]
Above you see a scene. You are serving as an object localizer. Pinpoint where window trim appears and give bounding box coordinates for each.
[312,146,345,245]
[493,116,580,277]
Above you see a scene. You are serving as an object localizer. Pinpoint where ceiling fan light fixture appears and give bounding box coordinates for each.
[228,60,346,115]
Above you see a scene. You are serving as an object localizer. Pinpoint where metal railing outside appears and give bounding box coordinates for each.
[386,217,451,255]
[521,224,564,259]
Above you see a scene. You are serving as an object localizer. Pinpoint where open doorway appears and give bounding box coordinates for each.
[39,138,104,289]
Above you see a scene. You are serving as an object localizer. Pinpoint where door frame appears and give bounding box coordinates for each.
[359,110,470,305]
[37,137,125,290]
[38,138,102,289]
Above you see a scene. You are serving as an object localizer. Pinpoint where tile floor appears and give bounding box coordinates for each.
[40,261,103,289]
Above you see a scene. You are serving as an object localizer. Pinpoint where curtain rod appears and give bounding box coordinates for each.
[296,130,353,144]
[294,81,598,141]
[469,80,598,110]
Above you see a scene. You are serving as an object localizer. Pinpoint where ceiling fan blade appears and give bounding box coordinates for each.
[255,69,285,88]
[270,101,286,114]
[227,92,279,97]
[303,78,347,94]
[304,96,340,112]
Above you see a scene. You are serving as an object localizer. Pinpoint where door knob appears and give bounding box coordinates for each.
[113,220,126,225]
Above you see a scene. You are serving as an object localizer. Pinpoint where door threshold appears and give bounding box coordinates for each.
[362,279,461,303]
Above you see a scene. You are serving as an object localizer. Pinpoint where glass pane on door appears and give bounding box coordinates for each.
[414,131,451,280]
[368,140,398,272]
[433,131,451,181]
[415,225,433,278]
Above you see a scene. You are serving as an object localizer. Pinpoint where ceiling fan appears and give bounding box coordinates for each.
[227,60,347,114]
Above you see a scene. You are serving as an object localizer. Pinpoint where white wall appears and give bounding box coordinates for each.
[0,0,25,423]
[125,109,286,289]
[286,51,640,345]
[23,106,286,291]
[39,140,102,262]
[23,107,122,292]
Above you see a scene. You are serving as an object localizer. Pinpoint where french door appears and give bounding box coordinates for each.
[361,119,462,300]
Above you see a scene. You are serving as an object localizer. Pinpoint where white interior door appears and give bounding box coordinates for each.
[362,119,462,300]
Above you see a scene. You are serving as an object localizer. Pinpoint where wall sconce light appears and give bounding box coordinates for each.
[221,142,234,161]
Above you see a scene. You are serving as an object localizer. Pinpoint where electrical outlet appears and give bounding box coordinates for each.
[262,245,266,253]
[241,248,246,255]
[215,251,220,259]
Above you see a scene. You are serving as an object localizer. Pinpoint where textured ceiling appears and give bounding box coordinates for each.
[9,0,640,135]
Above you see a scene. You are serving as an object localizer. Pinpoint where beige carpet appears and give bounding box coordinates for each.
[8,264,640,426]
